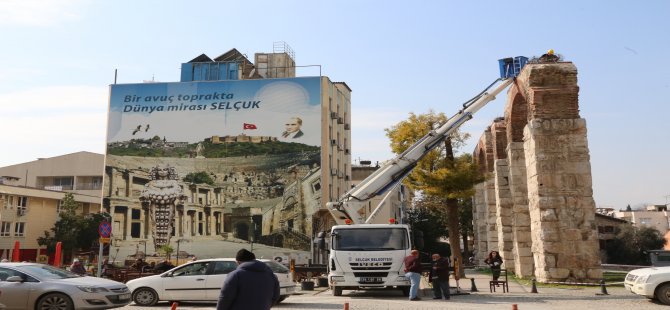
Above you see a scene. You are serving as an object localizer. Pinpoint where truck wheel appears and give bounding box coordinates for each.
[333,286,343,296]
[401,287,410,297]
[656,283,670,305]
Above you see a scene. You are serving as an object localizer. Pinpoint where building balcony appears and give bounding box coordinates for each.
[76,182,103,190]
[43,185,73,191]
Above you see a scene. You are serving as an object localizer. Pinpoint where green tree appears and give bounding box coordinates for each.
[159,244,174,260]
[405,200,449,253]
[183,171,215,185]
[38,193,111,257]
[605,225,666,265]
[385,111,483,274]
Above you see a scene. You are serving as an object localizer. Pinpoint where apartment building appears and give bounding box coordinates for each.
[613,205,670,234]
[0,151,104,197]
[0,183,101,262]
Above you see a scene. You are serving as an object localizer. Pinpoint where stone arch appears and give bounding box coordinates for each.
[499,83,534,278]
[505,87,528,144]
[473,129,495,174]
[474,142,487,176]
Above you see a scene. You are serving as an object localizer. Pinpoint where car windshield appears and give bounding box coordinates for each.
[333,228,409,251]
[15,264,81,279]
[264,261,289,274]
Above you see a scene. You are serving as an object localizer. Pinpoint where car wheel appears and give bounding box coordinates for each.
[656,283,670,305]
[37,293,73,310]
[133,287,159,306]
[332,286,342,296]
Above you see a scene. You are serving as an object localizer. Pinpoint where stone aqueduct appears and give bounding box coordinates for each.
[471,61,602,282]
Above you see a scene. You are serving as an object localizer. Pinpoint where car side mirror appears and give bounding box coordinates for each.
[7,276,23,282]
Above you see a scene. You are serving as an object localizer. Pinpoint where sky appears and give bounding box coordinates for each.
[0,0,668,208]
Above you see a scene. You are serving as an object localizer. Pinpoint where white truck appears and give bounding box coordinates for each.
[317,56,526,296]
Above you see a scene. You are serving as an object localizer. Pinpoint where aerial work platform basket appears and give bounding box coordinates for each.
[498,56,528,79]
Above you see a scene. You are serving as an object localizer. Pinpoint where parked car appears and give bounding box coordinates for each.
[127,258,296,306]
[624,266,670,304]
[0,262,131,310]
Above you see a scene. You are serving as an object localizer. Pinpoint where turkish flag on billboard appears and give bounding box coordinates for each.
[243,123,257,130]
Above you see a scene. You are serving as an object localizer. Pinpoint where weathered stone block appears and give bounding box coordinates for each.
[499,206,513,217]
[548,268,570,279]
[571,269,586,279]
[540,209,557,221]
[542,242,564,254]
[587,268,603,279]
[537,226,560,242]
[516,247,533,257]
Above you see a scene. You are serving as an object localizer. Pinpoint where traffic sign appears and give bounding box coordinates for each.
[99,221,112,238]
[99,237,110,244]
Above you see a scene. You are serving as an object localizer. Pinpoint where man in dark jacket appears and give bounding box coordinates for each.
[403,249,423,301]
[216,249,279,310]
[428,253,450,300]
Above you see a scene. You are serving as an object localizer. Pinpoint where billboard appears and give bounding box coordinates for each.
[104,77,322,259]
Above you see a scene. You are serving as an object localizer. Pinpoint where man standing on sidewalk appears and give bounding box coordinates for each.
[403,250,423,301]
[429,253,450,300]
[216,249,279,310]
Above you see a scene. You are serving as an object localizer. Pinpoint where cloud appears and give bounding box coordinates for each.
[0,0,85,26]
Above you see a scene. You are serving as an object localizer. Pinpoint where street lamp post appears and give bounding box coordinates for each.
[176,239,190,265]
[138,240,147,258]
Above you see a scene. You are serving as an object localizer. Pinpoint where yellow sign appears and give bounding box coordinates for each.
[100,237,111,244]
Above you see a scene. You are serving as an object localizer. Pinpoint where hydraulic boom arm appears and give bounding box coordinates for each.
[327,78,514,224]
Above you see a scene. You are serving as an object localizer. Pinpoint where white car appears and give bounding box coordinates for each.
[624,266,670,304]
[0,262,131,310]
[126,258,296,306]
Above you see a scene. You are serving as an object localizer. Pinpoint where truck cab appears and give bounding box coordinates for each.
[325,223,412,296]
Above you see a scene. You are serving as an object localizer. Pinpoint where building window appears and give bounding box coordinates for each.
[311,181,321,193]
[57,200,64,213]
[17,196,27,214]
[132,209,141,220]
[14,222,25,237]
[0,222,11,237]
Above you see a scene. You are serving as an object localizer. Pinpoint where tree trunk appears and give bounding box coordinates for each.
[446,198,464,277]
[443,137,465,277]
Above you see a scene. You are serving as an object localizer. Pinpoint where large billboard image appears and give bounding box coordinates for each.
[104,77,322,261]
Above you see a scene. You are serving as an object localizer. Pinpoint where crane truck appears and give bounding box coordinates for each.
[316,56,528,296]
